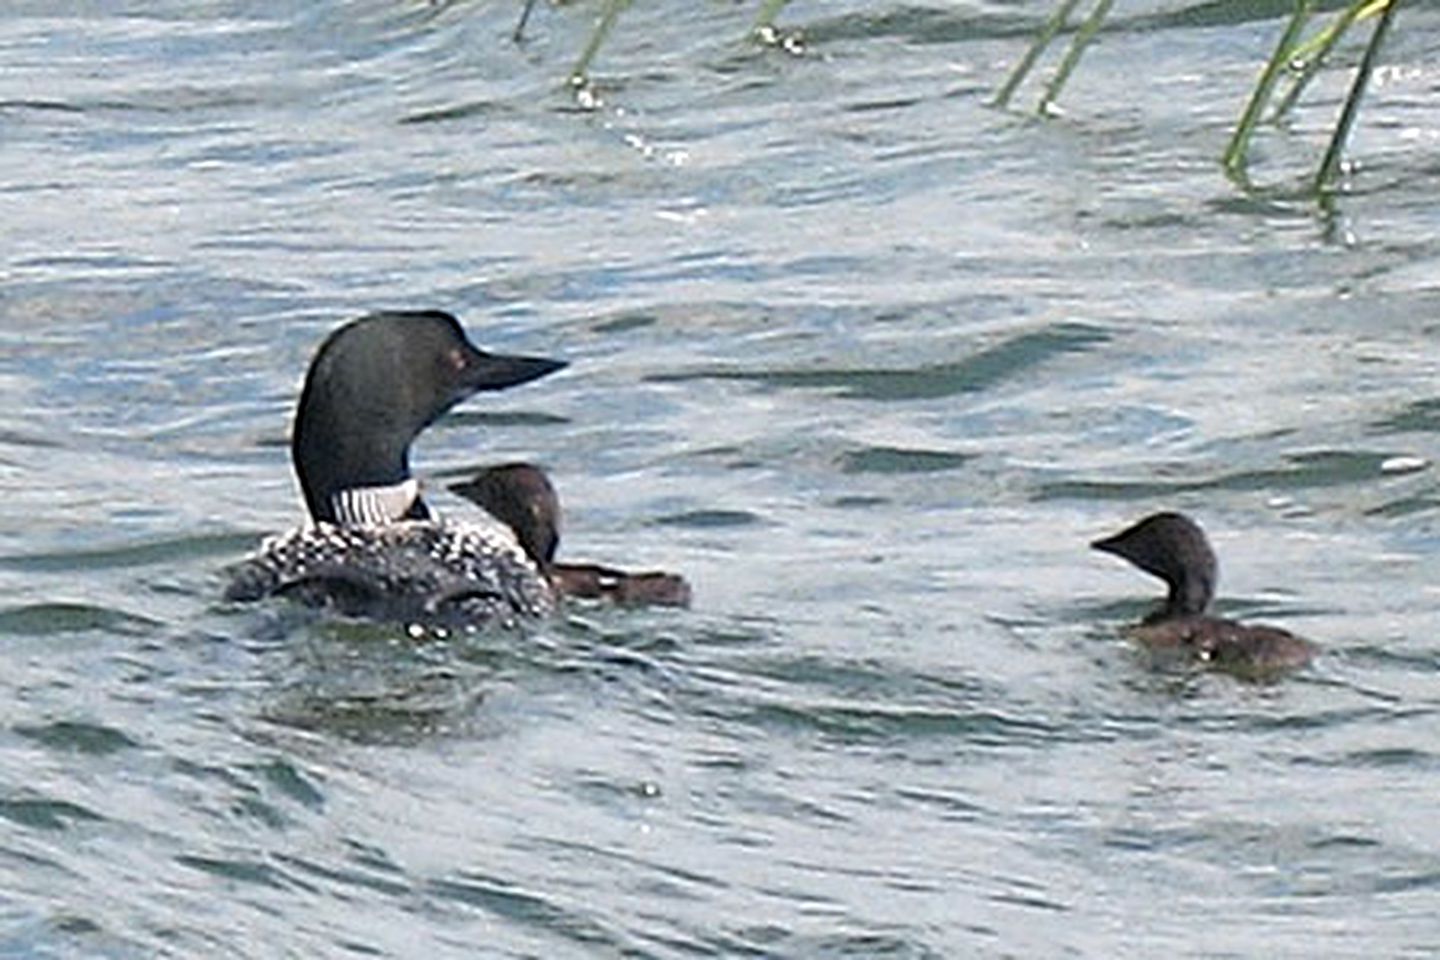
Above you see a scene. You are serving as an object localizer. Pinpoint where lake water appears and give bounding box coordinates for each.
[3,1,1440,956]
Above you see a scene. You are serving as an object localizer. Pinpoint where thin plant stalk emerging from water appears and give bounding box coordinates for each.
[1224,0,1401,188]
[1314,0,1400,189]
[753,0,792,35]
[997,0,1402,189]
[992,0,1087,108]
[520,0,802,82]
[1222,0,1316,179]
[570,0,632,88]
[1037,0,1116,114]
[514,0,540,42]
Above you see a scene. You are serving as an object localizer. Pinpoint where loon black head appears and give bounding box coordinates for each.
[450,463,560,567]
[1091,511,1217,620]
[292,311,565,525]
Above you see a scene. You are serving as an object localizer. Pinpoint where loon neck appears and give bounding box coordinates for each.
[1092,512,1219,623]
[293,403,421,524]
[1155,569,1214,621]
[328,478,428,526]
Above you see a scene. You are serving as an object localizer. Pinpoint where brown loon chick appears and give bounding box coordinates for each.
[451,463,691,608]
[1091,511,1315,677]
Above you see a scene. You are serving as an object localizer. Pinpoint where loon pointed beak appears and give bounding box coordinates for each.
[1090,533,1122,556]
[458,350,567,392]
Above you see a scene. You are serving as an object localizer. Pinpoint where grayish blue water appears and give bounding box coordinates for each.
[3,1,1440,955]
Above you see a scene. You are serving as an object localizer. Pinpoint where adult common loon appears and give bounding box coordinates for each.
[451,463,692,607]
[225,310,566,626]
[1091,511,1316,677]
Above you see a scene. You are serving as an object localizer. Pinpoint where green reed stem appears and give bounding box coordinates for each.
[1270,0,1371,121]
[1037,0,1116,113]
[992,0,1085,107]
[753,0,792,34]
[1316,0,1399,189]
[1222,0,1314,177]
[514,0,541,43]
[570,0,632,86]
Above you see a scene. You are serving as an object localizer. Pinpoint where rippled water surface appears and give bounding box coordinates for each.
[4,1,1440,955]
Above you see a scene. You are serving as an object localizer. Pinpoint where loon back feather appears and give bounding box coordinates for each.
[226,520,555,625]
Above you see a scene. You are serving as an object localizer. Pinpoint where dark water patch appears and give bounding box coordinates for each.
[1365,494,1440,519]
[264,689,477,746]
[0,913,144,960]
[648,322,1110,401]
[840,445,973,475]
[0,603,158,637]
[230,794,289,832]
[679,652,1088,754]
[1290,740,1440,771]
[1309,833,1382,851]
[400,99,504,125]
[1373,870,1440,895]
[271,851,413,899]
[832,494,892,508]
[802,7,1032,45]
[1336,645,1440,674]
[252,620,532,744]
[658,922,790,960]
[1370,397,1440,434]
[1037,449,1415,501]
[592,312,659,335]
[630,927,745,960]
[729,699,1060,748]
[654,509,763,529]
[14,721,139,756]
[247,759,326,812]
[175,854,295,891]
[12,251,175,273]
[0,427,63,449]
[1229,451,1425,490]
[170,758,317,830]
[1336,747,1439,769]
[713,652,988,704]
[344,837,407,877]
[811,931,945,959]
[1133,0,1359,33]
[1206,186,1327,220]
[731,923,945,960]
[529,836,730,897]
[843,95,926,115]
[548,641,674,689]
[442,409,572,430]
[894,785,987,820]
[429,873,648,956]
[545,616,685,665]
[1035,476,1191,501]
[1100,825,1176,854]
[0,798,103,832]
[987,882,1070,914]
[0,99,87,114]
[1233,705,1398,734]
[0,533,253,574]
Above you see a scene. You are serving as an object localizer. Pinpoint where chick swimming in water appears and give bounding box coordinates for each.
[451,463,691,608]
[1091,511,1315,677]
